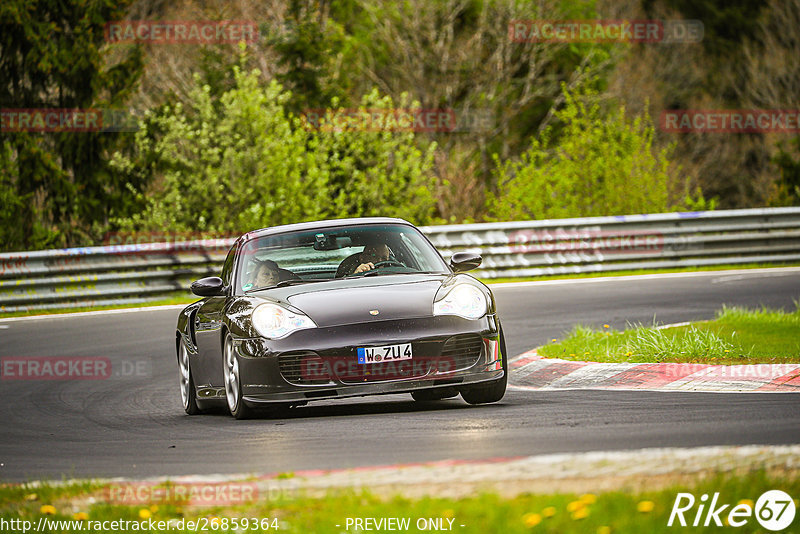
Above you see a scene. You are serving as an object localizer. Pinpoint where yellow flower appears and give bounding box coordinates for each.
[584,352,590,355]
[737,499,754,508]
[597,527,611,534]
[625,352,633,357]
[442,509,454,519]
[569,353,576,357]
[24,493,38,501]
[138,509,151,520]
[40,505,56,515]
[542,506,557,518]
[580,493,597,504]
[567,501,585,512]
[603,324,610,328]
[73,512,89,521]
[637,501,655,513]
[552,338,557,343]
[522,513,542,527]
[209,517,221,527]
[571,508,590,520]
[149,505,159,514]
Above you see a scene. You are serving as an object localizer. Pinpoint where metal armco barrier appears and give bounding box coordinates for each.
[2,208,800,312]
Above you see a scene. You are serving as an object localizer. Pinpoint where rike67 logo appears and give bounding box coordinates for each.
[669,490,795,530]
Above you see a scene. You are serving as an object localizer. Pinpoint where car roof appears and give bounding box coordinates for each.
[238,217,415,244]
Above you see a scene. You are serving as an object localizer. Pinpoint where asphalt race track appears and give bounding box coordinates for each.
[1,268,799,482]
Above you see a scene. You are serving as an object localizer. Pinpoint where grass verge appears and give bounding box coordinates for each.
[539,305,800,364]
[0,470,796,533]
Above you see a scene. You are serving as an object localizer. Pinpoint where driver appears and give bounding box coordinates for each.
[336,237,397,277]
[353,242,391,274]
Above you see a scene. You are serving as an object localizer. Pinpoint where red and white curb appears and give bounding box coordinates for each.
[509,350,800,392]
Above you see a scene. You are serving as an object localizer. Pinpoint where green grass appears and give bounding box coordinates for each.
[539,305,800,364]
[0,470,796,533]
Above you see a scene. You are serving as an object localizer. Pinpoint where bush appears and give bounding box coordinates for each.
[111,62,437,235]
[487,83,708,221]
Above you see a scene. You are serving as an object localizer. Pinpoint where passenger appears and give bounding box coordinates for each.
[244,259,281,290]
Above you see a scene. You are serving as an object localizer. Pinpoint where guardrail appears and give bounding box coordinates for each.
[2,207,800,312]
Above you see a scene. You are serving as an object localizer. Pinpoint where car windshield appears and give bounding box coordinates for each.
[237,223,449,292]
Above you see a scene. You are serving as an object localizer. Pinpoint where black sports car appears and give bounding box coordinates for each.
[175,218,507,419]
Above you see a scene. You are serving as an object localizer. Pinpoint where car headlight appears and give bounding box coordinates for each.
[433,283,488,320]
[252,303,316,339]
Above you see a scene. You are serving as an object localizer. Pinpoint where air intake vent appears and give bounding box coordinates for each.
[278,351,332,385]
[440,333,483,371]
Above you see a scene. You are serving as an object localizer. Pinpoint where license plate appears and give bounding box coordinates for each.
[357,343,413,364]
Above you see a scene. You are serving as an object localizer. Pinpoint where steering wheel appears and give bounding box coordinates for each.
[370,260,405,269]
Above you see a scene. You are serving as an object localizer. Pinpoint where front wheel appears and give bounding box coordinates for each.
[178,337,202,415]
[223,333,253,419]
[460,328,508,405]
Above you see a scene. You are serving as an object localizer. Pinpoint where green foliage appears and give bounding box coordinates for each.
[487,83,706,221]
[111,62,437,234]
[0,0,143,251]
[646,0,765,57]
[271,0,350,114]
[772,136,800,206]
[112,68,325,233]
[311,90,438,223]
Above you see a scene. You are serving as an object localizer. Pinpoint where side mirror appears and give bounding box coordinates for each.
[449,252,482,273]
[191,276,226,297]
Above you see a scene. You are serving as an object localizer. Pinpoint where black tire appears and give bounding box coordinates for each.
[460,327,508,405]
[178,336,202,415]
[411,387,459,401]
[223,333,254,420]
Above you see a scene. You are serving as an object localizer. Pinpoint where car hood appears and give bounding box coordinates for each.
[281,274,448,327]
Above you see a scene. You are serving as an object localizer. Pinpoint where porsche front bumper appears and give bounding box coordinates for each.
[232,314,503,405]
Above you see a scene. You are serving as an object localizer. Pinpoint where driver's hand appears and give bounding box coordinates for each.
[354,262,374,274]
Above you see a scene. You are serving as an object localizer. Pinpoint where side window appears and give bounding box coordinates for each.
[220,246,237,286]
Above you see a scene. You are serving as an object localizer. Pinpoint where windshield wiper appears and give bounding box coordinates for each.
[361,270,439,277]
[245,279,321,292]
[273,279,323,288]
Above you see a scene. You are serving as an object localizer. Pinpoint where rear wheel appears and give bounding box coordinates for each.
[178,337,202,415]
[411,387,459,402]
[460,327,508,405]
[223,333,253,419]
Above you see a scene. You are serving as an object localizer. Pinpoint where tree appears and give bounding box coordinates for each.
[0,0,143,251]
